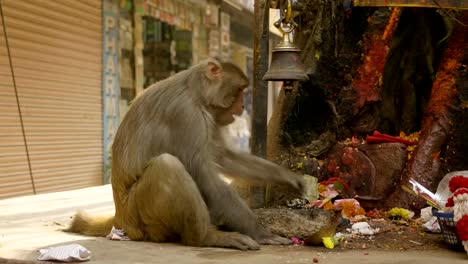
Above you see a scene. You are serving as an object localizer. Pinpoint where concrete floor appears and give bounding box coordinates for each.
[0,185,467,263]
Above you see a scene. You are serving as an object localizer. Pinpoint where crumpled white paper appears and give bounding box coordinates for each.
[422,216,441,233]
[106,226,131,241]
[419,206,441,233]
[348,222,380,235]
[420,206,434,223]
[37,244,91,262]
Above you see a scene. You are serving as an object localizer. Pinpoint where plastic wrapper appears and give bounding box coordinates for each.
[348,222,380,235]
[402,178,443,210]
[37,244,91,262]
[435,171,468,210]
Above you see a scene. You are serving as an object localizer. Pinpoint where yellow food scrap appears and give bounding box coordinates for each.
[322,237,335,249]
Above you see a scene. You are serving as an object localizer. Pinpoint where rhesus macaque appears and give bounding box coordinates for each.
[68,58,305,250]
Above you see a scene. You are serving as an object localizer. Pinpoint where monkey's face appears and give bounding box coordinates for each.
[205,60,249,126]
[216,86,246,126]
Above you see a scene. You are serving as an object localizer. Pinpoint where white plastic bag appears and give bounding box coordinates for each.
[435,171,468,209]
[348,222,380,235]
[38,244,91,262]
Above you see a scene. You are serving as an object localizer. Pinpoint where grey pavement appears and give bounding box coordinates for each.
[0,185,466,263]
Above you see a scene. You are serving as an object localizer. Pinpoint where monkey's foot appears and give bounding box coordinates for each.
[257,234,292,245]
[205,231,260,251]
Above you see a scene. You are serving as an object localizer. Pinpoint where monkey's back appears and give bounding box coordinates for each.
[111,69,215,186]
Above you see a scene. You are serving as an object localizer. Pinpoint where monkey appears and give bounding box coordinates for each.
[67,58,305,250]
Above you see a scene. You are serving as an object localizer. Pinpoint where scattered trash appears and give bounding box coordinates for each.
[420,207,434,222]
[334,232,349,241]
[408,240,423,245]
[37,244,91,262]
[422,216,441,233]
[348,222,379,235]
[291,236,304,245]
[286,198,308,209]
[322,237,335,249]
[269,167,455,251]
[107,226,131,241]
[313,257,319,263]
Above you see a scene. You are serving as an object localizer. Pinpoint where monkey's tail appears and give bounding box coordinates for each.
[65,210,114,237]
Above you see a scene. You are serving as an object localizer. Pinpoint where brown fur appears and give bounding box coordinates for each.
[68,58,304,250]
[65,211,113,236]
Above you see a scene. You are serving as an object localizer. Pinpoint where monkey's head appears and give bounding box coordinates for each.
[201,59,249,126]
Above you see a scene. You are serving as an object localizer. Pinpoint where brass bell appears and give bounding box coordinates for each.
[263,37,309,82]
[263,0,308,83]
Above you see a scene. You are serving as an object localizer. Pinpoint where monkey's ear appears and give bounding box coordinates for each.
[206,59,222,81]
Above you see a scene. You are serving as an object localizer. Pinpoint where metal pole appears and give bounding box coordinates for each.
[249,0,270,208]
[251,0,270,159]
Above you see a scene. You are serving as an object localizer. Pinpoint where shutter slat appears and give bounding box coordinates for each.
[0,0,103,198]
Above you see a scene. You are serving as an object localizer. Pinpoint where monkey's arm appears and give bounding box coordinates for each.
[218,149,305,192]
[187,155,266,237]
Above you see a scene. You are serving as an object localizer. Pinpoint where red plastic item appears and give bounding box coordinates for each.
[365,130,417,145]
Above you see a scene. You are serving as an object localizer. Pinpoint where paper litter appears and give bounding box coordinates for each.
[348,222,380,235]
[107,226,131,241]
[37,244,90,262]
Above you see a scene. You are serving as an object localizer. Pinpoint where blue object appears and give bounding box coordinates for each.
[432,208,464,251]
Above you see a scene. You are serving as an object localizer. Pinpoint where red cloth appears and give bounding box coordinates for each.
[457,216,468,241]
[366,130,417,145]
[448,176,468,243]
[449,176,468,193]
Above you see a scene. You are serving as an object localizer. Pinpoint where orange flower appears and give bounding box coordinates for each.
[318,184,327,193]
[341,201,365,218]
[323,201,334,210]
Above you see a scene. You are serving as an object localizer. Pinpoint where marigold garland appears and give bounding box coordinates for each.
[323,201,334,210]
[318,184,327,193]
[342,201,365,218]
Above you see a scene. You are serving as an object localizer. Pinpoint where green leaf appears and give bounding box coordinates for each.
[333,181,345,192]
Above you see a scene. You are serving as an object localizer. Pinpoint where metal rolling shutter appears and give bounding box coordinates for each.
[1,0,103,196]
[0,12,34,199]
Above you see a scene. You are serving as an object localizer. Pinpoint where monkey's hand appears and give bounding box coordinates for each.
[220,150,306,194]
[279,169,306,194]
[205,230,260,251]
[257,233,292,245]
